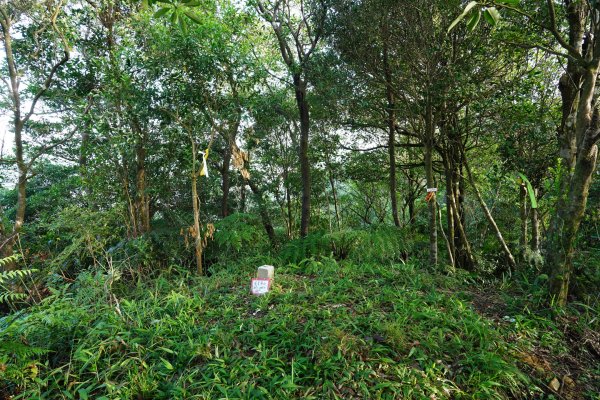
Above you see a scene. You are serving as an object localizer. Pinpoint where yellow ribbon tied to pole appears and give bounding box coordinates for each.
[199,148,209,177]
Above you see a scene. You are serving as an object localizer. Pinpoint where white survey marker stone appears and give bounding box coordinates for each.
[257,265,275,279]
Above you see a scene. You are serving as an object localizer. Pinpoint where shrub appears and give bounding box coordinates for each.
[279,226,413,265]
[43,206,124,275]
[204,213,270,262]
[279,232,328,264]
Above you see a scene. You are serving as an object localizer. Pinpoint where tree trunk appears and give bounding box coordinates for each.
[188,137,204,275]
[286,176,293,238]
[519,183,528,255]
[547,121,598,305]
[1,19,24,269]
[293,74,311,237]
[448,188,477,268]
[220,110,240,218]
[407,189,416,224]
[530,188,540,252]
[247,178,277,246]
[221,145,232,218]
[191,172,203,275]
[382,24,400,227]
[438,201,454,268]
[1,164,26,269]
[445,168,455,263]
[240,180,246,213]
[119,156,138,239]
[79,130,90,169]
[327,165,341,230]
[424,103,438,266]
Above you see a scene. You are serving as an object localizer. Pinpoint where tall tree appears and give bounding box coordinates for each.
[0,0,74,265]
[254,0,326,237]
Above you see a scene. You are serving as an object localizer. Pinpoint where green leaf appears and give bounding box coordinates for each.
[517,173,538,209]
[487,7,501,24]
[178,13,188,32]
[483,9,494,25]
[498,0,519,5]
[78,389,89,400]
[185,10,203,25]
[153,7,171,18]
[161,357,174,370]
[467,10,481,32]
[448,1,479,32]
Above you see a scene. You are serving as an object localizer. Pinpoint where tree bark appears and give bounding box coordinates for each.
[519,183,528,255]
[530,188,540,252]
[190,139,203,275]
[406,181,416,225]
[382,23,400,227]
[424,103,438,266]
[293,73,312,237]
[240,180,246,213]
[438,201,454,268]
[220,81,241,219]
[445,168,455,263]
[191,172,203,275]
[547,117,599,304]
[286,174,293,238]
[247,178,277,246]
[448,189,477,268]
[221,144,232,218]
[328,167,341,230]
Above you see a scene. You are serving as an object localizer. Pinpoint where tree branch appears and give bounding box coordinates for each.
[544,0,584,62]
[22,51,70,124]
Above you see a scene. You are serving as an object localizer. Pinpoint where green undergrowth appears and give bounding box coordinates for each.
[279,226,412,265]
[0,259,594,399]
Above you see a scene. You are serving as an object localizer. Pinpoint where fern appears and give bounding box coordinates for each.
[0,254,20,268]
[0,254,36,304]
[0,268,36,285]
[0,292,27,303]
[0,341,49,358]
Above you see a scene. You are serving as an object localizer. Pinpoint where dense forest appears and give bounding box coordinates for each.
[0,0,599,398]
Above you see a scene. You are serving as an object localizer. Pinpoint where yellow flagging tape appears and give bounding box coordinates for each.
[200,148,209,177]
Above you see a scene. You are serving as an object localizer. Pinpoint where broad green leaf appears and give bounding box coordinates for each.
[517,173,538,209]
[448,1,479,32]
[153,7,171,18]
[487,7,501,24]
[179,13,188,32]
[498,0,519,5]
[185,10,203,25]
[467,10,481,32]
[483,9,495,25]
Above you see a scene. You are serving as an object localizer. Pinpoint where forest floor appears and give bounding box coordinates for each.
[1,259,599,399]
